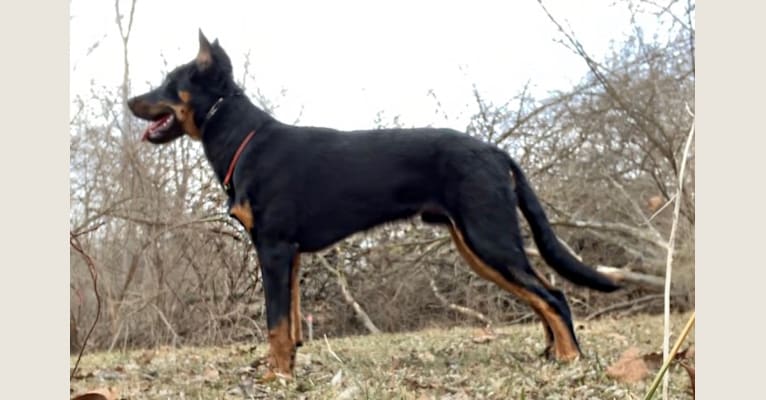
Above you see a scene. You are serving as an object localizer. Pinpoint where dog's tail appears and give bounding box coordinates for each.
[507,157,620,292]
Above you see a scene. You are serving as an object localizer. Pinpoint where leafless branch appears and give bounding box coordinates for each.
[662,117,695,398]
[70,232,103,380]
[429,274,492,326]
[318,250,382,334]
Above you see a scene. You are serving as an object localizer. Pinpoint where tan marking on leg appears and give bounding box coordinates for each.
[263,317,295,380]
[230,201,253,231]
[530,308,554,352]
[529,266,555,350]
[448,225,579,361]
[290,255,303,347]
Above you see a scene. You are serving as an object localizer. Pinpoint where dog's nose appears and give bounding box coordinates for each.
[127,97,137,110]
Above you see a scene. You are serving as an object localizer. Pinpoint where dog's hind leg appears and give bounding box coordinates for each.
[256,239,300,380]
[446,179,580,361]
[448,223,580,360]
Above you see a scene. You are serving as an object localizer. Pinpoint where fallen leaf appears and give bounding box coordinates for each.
[390,356,401,371]
[418,351,436,363]
[202,366,220,381]
[404,376,441,390]
[606,347,650,383]
[137,350,155,365]
[71,387,118,400]
[472,327,496,344]
[642,351,664,370]
[679,360,695,397]
[642,345,695,370]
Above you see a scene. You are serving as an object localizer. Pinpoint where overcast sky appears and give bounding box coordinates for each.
[70,0,646,131]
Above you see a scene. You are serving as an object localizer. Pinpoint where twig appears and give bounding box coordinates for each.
[71,221,106,238]
[318,251,382,334]
[604,173,665,243]
[107,320,124,352]
[381,236,450,250]
[508,313,536,325]
[557,237,583,262]
[595,266,665,289]
[323,333,368,397]
[323,334,344,364]
[585,294,676,320]
[550,219,669,251]
[69,232,103,381]
[661,119,695,399]
[152,304,181,347]
[429,275,492,326]
[526,248,663,289]
[647,193,677,223]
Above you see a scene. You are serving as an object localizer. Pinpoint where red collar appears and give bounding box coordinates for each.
[222,130,257,191]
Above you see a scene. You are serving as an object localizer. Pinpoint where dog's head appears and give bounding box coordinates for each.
[128,30,237,144]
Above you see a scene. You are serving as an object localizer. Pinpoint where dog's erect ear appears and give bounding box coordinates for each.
[197,29,214,70]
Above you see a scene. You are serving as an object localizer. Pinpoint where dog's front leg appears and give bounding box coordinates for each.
[256,239,299,380]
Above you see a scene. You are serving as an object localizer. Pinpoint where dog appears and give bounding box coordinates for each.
[128,30,619,380]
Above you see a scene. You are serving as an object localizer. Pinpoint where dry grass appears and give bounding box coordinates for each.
[71,312,694,399]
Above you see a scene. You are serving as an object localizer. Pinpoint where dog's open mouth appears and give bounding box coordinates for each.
[141,113,184,143]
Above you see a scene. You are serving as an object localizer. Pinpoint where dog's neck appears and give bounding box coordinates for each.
[203,96,227,124]
[199,94,276,191]
[200,89,246,129]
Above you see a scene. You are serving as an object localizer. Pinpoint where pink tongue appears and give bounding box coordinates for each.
[141,115,171,141]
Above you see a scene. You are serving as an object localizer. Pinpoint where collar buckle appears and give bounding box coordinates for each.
[204,97,226,124]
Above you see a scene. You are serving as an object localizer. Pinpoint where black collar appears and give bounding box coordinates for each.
[201,90,244,130]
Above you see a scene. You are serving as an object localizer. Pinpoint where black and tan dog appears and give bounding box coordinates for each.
[128,31,619,380]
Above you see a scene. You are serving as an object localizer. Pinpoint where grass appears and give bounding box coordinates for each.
[71,312,694,399]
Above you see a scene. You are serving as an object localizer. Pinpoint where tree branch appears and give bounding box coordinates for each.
[70,232,103,380]
[429,274,492,327]
[318,250,381,334]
